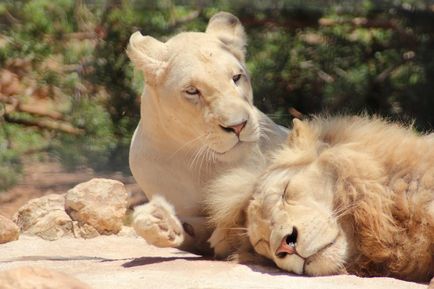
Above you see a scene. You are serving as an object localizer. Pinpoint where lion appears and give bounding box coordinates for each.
[127,12,288,254]
[206,115,434,283]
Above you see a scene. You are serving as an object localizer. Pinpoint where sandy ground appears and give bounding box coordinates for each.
[0,235,429,289]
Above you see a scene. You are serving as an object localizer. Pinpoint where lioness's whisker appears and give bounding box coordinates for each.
[218,227,248,231]
[169,134,206,160]
[202,146,213,173]
[198,146,207,173]
[189,144,208,170]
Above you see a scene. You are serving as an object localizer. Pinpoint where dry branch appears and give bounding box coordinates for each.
[169,10,201,28]
[319,17,400,30]
[4,114,83,135]
[1,95,83,135]
[0,96,64,120]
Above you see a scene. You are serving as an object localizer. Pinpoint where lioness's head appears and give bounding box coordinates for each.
[127,12,260,162]
[246,119,356,276]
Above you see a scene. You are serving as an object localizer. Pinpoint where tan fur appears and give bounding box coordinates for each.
[207,115,434,282]
[127,12,287,254]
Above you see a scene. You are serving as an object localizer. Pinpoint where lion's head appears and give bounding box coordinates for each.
[243,118,434,280]
[127,12,261,162]
[207,116,433,280]
[246,119,351,276]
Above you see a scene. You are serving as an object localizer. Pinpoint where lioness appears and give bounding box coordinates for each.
[207,116,434,283]
[127,12,287,254]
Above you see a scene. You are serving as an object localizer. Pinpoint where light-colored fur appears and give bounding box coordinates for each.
[207,115,434,282]
[127,12,287,254]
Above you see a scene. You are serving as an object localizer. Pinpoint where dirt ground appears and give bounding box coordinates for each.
[0,157,145,218]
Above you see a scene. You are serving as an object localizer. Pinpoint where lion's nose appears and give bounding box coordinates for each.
[275,227,298,258]
[220,120,247,137]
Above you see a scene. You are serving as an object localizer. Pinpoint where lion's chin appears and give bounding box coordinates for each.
[303,233,349,276]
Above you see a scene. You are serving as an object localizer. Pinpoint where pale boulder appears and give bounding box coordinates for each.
[0,266,91,289]
[13,194,73,241]
[71,221,100,239]
[65,178,127,234]
[0,214,19,244]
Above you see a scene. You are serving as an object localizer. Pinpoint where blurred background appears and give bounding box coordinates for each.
[1,0,433,215]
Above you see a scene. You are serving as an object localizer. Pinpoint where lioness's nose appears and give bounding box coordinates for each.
[220,120,247,137]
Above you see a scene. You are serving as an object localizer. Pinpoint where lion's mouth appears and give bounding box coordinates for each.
[302,233,344,276]
[274,239,335,262]
[272,233,339,276]
[303,239,336,262]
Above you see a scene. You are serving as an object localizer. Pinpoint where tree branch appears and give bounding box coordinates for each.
[0,96,64,120]
[4,114,83,135]
[319,17,402,31]
[168,10,201,29]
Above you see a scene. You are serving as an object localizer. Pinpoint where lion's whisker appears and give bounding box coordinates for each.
[332,203,358,220]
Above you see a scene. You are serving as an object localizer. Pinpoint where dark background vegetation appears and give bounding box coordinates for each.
[1,0,434,190]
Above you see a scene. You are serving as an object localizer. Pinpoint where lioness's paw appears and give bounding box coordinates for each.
[132,196,184,247]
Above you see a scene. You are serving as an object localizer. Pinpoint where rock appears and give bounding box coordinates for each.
[0,215,19,244]
[72,221,100,239]
[0,266,91,289]
[65,178,127,234]
[11,178,128,240]
[13,194,73,241]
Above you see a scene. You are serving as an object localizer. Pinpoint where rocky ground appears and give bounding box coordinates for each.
[0,158,143,218]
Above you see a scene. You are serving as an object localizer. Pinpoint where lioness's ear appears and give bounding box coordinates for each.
[289,119,316,147]
[205,12,247,62]
[126,31,168,85]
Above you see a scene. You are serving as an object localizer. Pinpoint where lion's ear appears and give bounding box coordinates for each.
[288,119,316,148]
[126,31,168,85]
[205,12,247,62]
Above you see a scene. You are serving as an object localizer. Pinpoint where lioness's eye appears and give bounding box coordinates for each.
[185,87,200,95]
[232,74,242,84]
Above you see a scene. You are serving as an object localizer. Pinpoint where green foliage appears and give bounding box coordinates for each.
[53,98,117,171]
[1,0,434,190]
[0,150,21,191]
[0,140,22,191]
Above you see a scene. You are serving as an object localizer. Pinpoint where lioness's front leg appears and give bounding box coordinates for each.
[132,196,184,247]
[132,196,213,255]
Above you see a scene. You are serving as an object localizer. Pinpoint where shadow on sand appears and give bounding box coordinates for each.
[122,255,208,268]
